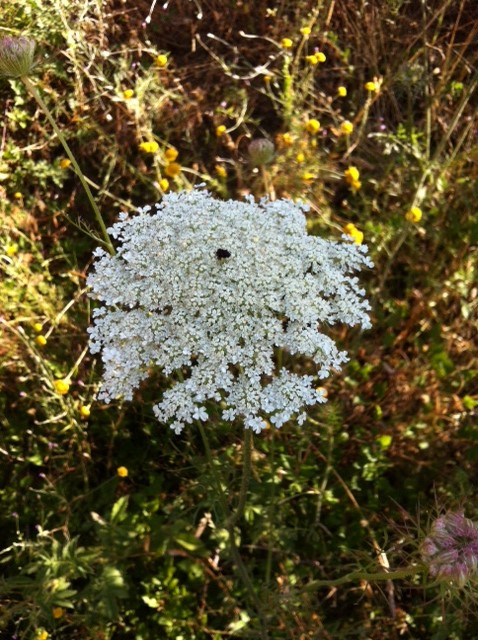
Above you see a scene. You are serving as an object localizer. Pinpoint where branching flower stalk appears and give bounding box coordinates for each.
[0,35,114,255]
[21,76,115,255]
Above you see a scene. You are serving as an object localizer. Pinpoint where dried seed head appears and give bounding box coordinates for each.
[0,36,36,78]
[421,511,478,587]
[248,138,275,166]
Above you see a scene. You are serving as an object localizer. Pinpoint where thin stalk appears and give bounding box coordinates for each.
[21,76,115,255]
[228,428,253,527]
[304,565,424,590]
[196,422,268,638]
[264,429,276,591]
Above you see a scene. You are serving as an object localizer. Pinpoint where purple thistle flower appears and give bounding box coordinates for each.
[421,511,478,587]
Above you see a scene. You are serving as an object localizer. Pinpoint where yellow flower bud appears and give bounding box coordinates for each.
[35,335,47,346]
[405,206,422,223]
[117,466,128,478]
[159,178,170,191]
[300,27,311,36]
[139,141,159,154]
[164,162,181,178]
[215,125,227,137]
[6,243,18,257]
[340,120,354,135]
[344,166,360,183]
[164,148,178,161]
[122,89,134,100]
[59,158,71,169]
[337,86,347,97]
[80,405,91,418]
[155,54,168,68]
[305,119,321,134]
[365,80,379,92]
[52,607,64,619]
[53,379,70,395]
[281,37,293,49]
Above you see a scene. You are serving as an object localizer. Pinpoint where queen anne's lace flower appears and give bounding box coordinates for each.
[88,190,372,434]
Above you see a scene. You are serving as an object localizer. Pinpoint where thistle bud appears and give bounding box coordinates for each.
[248,138,275,167]
[421,511,478,587]
[0,36,36,78]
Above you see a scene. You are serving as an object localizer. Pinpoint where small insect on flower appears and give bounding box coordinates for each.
[216,248,231,259]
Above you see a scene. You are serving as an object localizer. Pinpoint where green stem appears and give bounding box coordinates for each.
[21,76,115,255]
[228,428,253,527]
[304,565,425,590]
[197,422,268,638]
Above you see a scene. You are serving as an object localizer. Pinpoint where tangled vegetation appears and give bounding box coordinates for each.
[1,1,477,638]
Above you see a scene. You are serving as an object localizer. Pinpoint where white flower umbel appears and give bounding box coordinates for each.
[88,190,373,434]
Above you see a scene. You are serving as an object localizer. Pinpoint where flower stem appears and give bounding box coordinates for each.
[304,565,425,591]
[197,421,268,638]
[227,427,253,528]
[21,76,115,255]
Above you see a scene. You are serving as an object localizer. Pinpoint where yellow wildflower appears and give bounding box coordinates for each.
[305,54,319,65]
[35,335,47,347]
[52,607,64,619]
[80,405,91,418]
[155,54,168,68]
[164,147,178,161]
[13,191,22,199]
[315,51,326,62]
[276,132,294,148]
[122,89,134,100]
[340,120,354,135]
[159,178,170,191]
[215,124,227,137]
[281,37,293,49]
[215,164,227,178]
[117,466,128,478]
[33,323,43,333]
[6,243,18,256]
[405,206,422,223]
[305,119,321,134]
[59,158,71,169]
[344,223,364,244]
[365,80,379,92]
[301,172,316,182]
[344,166,360,184]
[296,152,305,163]
[165,162,181,178]
[139,141,159,154]
[337,86,347,97]
[300,27,311,37]
[37,631,48,640]
[53,379,70,395]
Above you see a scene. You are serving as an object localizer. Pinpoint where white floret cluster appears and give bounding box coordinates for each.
[87,189,373,434]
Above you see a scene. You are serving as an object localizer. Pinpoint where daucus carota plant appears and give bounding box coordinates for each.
[88,189,373,433]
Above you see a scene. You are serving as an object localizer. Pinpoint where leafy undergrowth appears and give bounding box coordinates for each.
[1,1,477,638]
